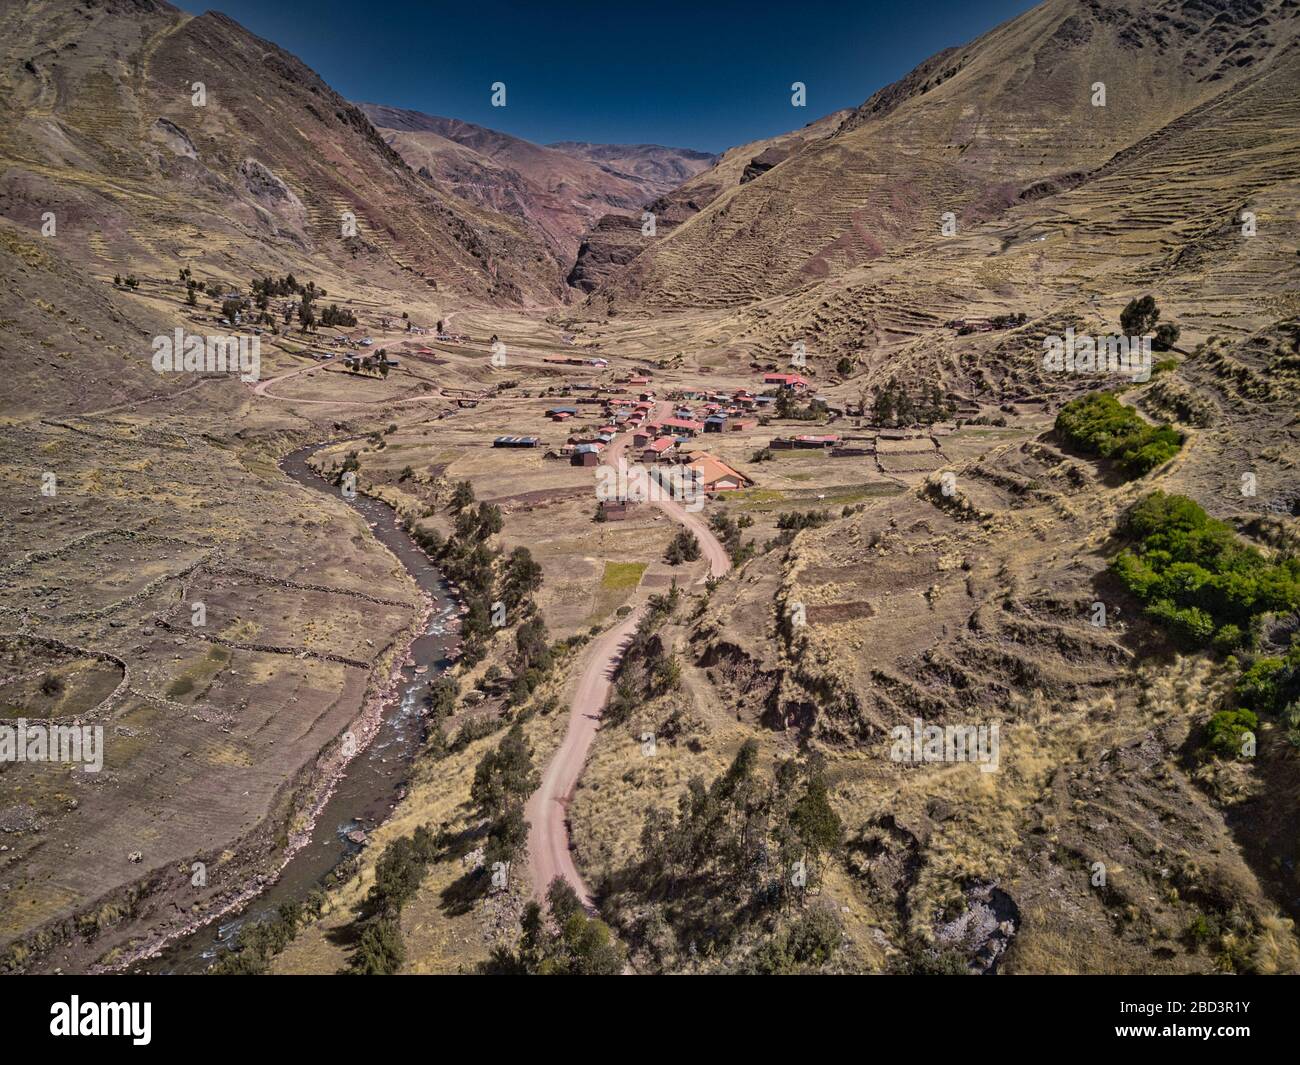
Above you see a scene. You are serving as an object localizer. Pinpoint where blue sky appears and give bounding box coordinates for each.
[182,0,1039,152]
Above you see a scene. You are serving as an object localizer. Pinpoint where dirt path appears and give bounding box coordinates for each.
[252,360,324,397]
[524,403,731,910]
[523,606,644,909]
[248,358,446,408]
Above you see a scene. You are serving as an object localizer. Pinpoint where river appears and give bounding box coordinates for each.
[137,442,457,973]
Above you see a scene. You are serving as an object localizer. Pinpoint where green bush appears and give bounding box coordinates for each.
[1055,392,1183,477]
[1203,708,1257,760]
[347,918,405,975]
[1234,640,1300,717]
[665,529,700,565]
[1111,492,1300,650]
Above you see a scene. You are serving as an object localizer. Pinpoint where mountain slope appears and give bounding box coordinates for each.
[0,2,563,304]
[598,0,1300,308]
[569,109,850,294]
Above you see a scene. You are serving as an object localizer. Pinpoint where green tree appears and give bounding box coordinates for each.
[1153,322,1181,351]
[665,529,700,565]
[470,722,539,820]
[449,480,475,512]
[484,804,529,874]
[1120,294,1160,337]
[347,918,404,975]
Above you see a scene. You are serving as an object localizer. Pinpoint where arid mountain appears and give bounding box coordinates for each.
[0,1,564,304]
[569,109,850,293]
[595,0,1300,308]
[545,141,716,191]
[360,104,710,267]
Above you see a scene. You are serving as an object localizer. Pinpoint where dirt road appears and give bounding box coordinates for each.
[524,402,731,909]
[523,606,644,909]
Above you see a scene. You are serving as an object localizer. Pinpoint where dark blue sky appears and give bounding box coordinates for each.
[182,0,1039,152]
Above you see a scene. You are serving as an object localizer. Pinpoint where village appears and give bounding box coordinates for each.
[487,364,964,518]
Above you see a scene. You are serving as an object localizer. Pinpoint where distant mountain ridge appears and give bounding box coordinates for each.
[546,141,717,189]
[358,104,714,268]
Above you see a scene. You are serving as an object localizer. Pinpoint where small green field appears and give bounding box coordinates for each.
[589,560,648,621]
[601,561,648,591]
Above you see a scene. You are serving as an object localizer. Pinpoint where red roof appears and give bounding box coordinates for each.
[660,417,704,431]
[645,437,675,454]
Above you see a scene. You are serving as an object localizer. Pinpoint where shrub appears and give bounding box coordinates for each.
[1111,492,1300,650]
[1234,640,1300,717]
[1055,392,1182,477]
[1203,707,1258,760]
[347,918,404,975]
[776,509,832,531]
[1120,295,1160,337]
[665,529,700,565]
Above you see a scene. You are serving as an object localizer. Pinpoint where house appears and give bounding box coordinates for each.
[685,452,752,492]
[704,415,727,432]
[572,443,602,467]
[600,500,638,520]
[763,372,809,391]
[493,435,539,448]
[632,430,653,449]
[729,418,758,432]
[547,406,578,421]
[659,417,704,437]
[642,437,676,462]
[793,433,839,449]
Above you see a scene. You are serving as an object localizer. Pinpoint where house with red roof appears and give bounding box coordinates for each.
[658,417,704,436]
[763,372,810,391]
[642,437,676,462]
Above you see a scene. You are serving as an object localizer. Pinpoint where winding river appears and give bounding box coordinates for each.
[139,442,457,973]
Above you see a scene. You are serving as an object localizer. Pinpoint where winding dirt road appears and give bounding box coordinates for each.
[525,404,732,908]
[523,607,645,909]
